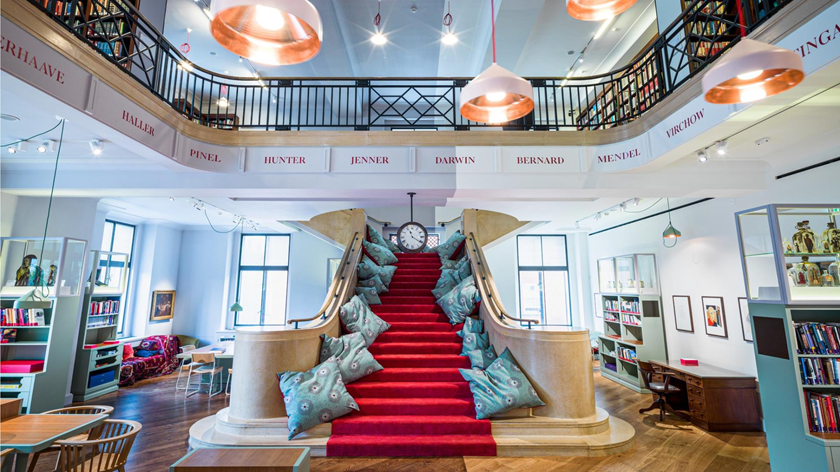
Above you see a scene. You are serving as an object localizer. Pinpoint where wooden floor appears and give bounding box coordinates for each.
[30,366,770,472]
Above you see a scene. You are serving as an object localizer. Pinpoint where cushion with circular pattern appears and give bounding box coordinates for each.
[320,333,383,383]
[458,347,544,420]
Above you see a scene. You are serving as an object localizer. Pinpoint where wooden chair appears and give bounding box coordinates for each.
[637,360,690,422]
[175,345,197,391]
[226,368,233,396]
[1,449,14,470]
[27,406,115,472]
[184,352,223,398]
[53,419,141,472]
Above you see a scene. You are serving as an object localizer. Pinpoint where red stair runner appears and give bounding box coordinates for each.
[326,252,496,457]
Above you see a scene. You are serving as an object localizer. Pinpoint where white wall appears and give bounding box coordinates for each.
[287,230,343,322]
[129,222,182,338]
[587,167,840,376]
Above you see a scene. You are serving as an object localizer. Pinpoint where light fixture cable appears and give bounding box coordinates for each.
[1,120,64,148]
[37,119,66,298]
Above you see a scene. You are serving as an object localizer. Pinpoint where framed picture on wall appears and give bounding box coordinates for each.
[150,290,176,321]
[738,297,754,342]
[672,295,694,333]
[701,296,728,339]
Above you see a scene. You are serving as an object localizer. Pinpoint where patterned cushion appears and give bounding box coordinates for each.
[119,335,180,387]
[440,257,462,271]
[358,258,397,287]
[355,287,382,305]
[459,348,544,419]
[465,345,498,369]
[134,350,158,358]
[122,343,134,359]
[362,240,398,267]
[357,274,388,294]
[366,224,389,247]
[436,276,481,325]
[384,237,401,254]
[138,338,163,354]
[277,358,359,439]
[458,317,484,339]
[437,231,466,260]
[435,269,461,289]
[422,245,440,254]
[339,295,391,346]
[457,258,472,280]
[461,331,490,355]
[320,333,383,383]
[431,273,460,300]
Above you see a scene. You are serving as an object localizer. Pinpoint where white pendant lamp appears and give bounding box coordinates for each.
[702,3,803,105]
[566,0,637,21]
[460,0,533,124]
[210,0,323,66]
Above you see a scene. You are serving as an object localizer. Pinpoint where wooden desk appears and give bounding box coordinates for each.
[651,360,762,432]
[0,414,106,472]
[0,399,21,420]
[176,342,235,360]
[170,447,310,472]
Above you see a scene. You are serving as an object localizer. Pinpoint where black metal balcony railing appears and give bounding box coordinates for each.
[31,0,789,131]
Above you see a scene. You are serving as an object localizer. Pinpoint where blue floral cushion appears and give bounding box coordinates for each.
[436,276,480,325]
[384,237,401,254]
[366,224,389,247]
[465,345,498,369]
[358,257,397,287]
[461,331,490,355]
[362,240,398,266]
[277,358,359,439]
[440,258,462,271]
[457,258,472,280]
[357,274,388,294]
[437,231,466,260]
[339,295,391,346]
[458,317,484,339]
[459,348,544,419]
[354,287,381,305]
[422,245,440,254]
[431,272,460,299]
[320,333,383,383]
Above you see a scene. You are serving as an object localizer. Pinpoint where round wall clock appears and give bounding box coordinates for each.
[396,192,427,253]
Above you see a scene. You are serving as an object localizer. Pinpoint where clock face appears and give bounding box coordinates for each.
[398,222,428,253]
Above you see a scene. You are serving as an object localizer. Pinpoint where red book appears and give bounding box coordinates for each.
[0,360,45,373]
[680,358,699,366]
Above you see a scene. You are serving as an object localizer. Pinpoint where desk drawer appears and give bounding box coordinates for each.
[686,375,703,388]
[688,394,706,413]
[686,384,704,398]
[692,409,707,422]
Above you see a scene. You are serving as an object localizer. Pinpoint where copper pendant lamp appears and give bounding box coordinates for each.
[460,0,533,124]
[210,0,323,66]
[566,0,637,21]
[702,2,803,104]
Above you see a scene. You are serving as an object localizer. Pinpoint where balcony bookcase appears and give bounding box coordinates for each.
[735,204,840,472]
[596,254,668,393]
[0,237,88,413]
[173,99,240,130]
[41,0,140,66]
[71,250,128,401]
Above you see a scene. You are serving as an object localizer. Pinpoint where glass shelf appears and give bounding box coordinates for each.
[597,254,659,295]
[0,237,87,297]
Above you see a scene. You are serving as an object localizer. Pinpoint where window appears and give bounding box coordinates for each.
[327,258,341,288]
[516,235,572,326]
[101,220,136,336]
[235,234,291,326]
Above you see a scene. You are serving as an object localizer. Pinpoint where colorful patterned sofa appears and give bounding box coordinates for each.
[119,335,181,387]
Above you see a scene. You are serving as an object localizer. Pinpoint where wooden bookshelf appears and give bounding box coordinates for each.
[680,0,739,72]
[42,1,140,67]
[173,99,240,130]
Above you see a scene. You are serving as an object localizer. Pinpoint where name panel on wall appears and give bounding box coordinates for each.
[415,147,495,173]
[90,82,177,158]
[780,1,840,75]
[584,136,651,173]
[0,19,91,111]
[648,97,733,157]
[330,147,410,173]
[173,136,241,173]
[500,147,581,173]
[244,147,327,173]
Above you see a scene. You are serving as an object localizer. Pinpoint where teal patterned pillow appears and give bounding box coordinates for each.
[384,237,401,254]
[440,257,462,270]
[435,269,460,289]
[461,331,490,355]
[366,224,389,248]
[355,287,381,305]
[357,274,388,294]
[277,358,359,439]
[339,295,391,346]
[320,333,383,383]
[436,276,480,325]
[437,231,466,260]
[422,245,440,254]
[358,258,396,287]
[458,258,472,280]
[362,240,398,266]
[465,345,497,369]
[432,274,459,299]
[458,317,484,339]
[459,348,544,419]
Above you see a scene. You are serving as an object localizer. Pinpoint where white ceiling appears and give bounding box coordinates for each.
[163,0,657,79]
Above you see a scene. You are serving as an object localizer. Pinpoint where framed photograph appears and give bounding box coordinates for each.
[738,297,754,342]
[672,295,694,333]
[594,293,603,319]
[150,290,176,321]
[701,296,728,339]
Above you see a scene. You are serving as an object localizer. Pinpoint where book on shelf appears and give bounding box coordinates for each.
[616,346,637,362]
[801,357,840,385]
[806,391,840,433]
[620,300,640,312]
[87,314,117,328]
[621,314,641,326]
[604,313,619,323]
[89,300,120,316]
[1,308,45,326]
[1,328,17,343]
[795,322,840,354]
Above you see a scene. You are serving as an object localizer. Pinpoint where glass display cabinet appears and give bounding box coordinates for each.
[735,204,840,305]
[0,237,87,297]
[597,254,659,295]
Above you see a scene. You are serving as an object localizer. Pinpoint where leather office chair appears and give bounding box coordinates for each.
[638,360,690,422]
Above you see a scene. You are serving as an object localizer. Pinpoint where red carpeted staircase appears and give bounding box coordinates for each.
[327,252,496,457]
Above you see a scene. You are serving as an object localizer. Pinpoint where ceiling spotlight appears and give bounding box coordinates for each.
[217,96,230,108]
[715,140,728,155]
[595,213,602,221]
[37,141,52,153]
[575,221,581,229]
[169,197,175,201]
[7,146,16,154]
[697,149,708,162]
[210,0,322,66]
[89,139,104,155]
[238,56,243,62]
[619,203,626,212]
[632,197,640,206]
[442,32,458,45]
[755,137,770,146]
[371,32,387,45]
[603,211,610,216]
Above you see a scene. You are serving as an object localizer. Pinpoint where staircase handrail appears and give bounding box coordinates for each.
[365,215,392,227]
[438,216,462,227]
[467,232,539,329]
